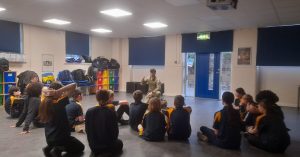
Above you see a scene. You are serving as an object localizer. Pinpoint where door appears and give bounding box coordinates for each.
[195,53,220,99]
[183,53,196,97]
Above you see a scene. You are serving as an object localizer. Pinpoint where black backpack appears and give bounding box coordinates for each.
[92,57,109,70]
[0,58,9,72]
[108,58,120,69]
[71,69,87,82]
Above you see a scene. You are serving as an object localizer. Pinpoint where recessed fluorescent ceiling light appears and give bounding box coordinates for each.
[91,28,112,33]
[0,7,6,12]
[144,22,168,28]
[43,19,71,25]
[100,8,132,17]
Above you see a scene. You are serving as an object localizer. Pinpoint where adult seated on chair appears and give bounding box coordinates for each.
[141,68,162,103]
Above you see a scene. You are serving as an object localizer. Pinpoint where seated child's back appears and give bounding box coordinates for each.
[140,97,166,141]
[167,95,191,140]
[129,90,148,131]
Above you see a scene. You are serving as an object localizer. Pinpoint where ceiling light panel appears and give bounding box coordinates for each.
[100,8,132,17]
[144,22,168,28]
[43,18,71,25]
[0,7,6,12]
[91,28,112,33]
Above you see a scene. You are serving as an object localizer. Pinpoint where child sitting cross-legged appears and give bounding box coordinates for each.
[85,89,123,156]
[138,97,166,141]
[166,95,192,141]
[129,90,148,131]
[5,86,24,118]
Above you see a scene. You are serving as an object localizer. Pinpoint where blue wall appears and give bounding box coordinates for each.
[182,30,233,53]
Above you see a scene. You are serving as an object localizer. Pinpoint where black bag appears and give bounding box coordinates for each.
[57,70,73,82]
[108,58,120,69]
[92,57,109,70]
[71,69,87,82]
[0,58,9,72]
[82,55,92,63]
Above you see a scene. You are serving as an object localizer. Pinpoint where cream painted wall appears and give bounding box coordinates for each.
[9,24,113,78]
[231,28,258,97]
[112,35,184,96]
[258,66,300,107]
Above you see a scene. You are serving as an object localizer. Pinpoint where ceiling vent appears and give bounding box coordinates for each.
[207,0,238,10]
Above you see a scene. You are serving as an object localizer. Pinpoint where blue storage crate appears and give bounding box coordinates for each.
[4,72,16,83]
[114,84,119,91]
[4,83,16,94]
[114,77,119,84]
[114,70,119,77]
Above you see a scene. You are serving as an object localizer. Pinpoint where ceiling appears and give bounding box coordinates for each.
[0,0,300,38]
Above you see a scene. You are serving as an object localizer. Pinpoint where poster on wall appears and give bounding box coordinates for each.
[42,54,54,72]
[237,47,251,65]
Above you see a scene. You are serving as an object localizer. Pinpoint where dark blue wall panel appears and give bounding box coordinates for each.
[182,30,233,53]
[66,31,89,56]
[129,36,165,65]
[0,20,21,53]
[257,25,300,66]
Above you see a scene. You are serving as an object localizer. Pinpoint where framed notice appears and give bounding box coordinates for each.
[237,47,251,65]
[42,54,54,72]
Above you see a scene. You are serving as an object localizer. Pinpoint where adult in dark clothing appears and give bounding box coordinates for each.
[198,92,242,150]
[246,92,290,153]
[39,82,84,157]
[129,90,148,131]
[167,95,191,141]
[86,89,123,156]
[65,89,84,132]
[140,97,166,141]
[17,71,39,94]
[13,82,44,133]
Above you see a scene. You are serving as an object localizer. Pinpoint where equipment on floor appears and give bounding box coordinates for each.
[57,70,74,85]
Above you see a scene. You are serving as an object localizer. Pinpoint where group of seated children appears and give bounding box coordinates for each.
[7,80,291,156]
[197,88,290,153]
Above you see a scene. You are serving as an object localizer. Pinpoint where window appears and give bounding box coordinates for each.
[129,36,165,65]
[65,31,90,56]
[0,20,21,53]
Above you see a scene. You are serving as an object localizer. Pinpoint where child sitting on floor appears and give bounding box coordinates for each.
[166,95,191,141]
[5,86,24,118]
[129,90,148,131]
[139,97,166,141]
[66,89,85,133]
[85,89,123,156]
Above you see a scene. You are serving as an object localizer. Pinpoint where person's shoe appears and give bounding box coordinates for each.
[197,132,208,142]
[50,146,64,157]
[42,146,52,157]
[119,119,129,125]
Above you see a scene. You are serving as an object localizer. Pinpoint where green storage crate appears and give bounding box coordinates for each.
[0,95,3,106]
[109,77,115,84]
[0,84,3,93]
[109,70,114,77]
[0,72,3,83]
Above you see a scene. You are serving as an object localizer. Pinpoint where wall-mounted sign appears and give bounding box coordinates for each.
[197,32,210,40]
[237,47,251,65]
[42,54,54,72]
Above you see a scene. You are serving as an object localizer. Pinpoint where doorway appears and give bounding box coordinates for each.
[183,53,196,97]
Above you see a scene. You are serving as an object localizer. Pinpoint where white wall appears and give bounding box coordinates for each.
[231,28,258,97]
[258,66,300,107]
[9,24,113,78]
[112,35,184,96]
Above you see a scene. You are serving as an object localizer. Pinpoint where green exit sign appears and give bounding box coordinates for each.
[197,32,210,40]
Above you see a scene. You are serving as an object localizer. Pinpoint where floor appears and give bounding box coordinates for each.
[0,92,299,157]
